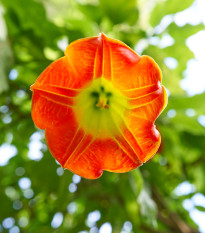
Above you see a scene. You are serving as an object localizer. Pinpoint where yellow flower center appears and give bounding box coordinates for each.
[74,78,129,138]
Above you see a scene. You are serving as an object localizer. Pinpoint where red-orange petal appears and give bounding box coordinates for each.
[99,35,162,90]
[124,111,161,162]
[130,85,167,122]
[31,33,167,179]
[66,138,141,179]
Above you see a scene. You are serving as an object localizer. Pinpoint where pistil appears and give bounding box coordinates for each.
[96,97,109,109]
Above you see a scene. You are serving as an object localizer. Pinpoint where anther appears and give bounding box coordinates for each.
[96,97,109,110]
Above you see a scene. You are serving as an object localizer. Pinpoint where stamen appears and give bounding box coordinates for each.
[96,97,108,110]
[104,104,109,109]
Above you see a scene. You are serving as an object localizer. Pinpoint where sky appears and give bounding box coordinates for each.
[173,0,205,96]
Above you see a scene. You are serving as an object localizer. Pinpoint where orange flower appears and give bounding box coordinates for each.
[31,33,167,179]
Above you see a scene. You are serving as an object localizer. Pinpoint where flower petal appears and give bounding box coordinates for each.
[124,111,161,162]
[64,36,103,81]
[31,34,167,179]
[121,83,160,98]
[31,91,73,129]
[130,85,167,122]
[99,35,162,90]
[44,113,80,165]
[66,138,141,179]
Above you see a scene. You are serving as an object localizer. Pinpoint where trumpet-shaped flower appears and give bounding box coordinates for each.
[31,33,167,179]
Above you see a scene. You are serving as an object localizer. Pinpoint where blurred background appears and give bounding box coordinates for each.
[0,0,205,232]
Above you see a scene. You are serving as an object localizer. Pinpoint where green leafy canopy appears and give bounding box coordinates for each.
[0,0,205,232]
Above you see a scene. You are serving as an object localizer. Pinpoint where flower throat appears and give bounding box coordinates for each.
[74,78,129,138]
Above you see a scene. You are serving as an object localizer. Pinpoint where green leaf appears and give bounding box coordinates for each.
[169,114,205,135]
[137,187,157,228]
[163,43,194,75]
[2,0,61,46]
[167,92,205,115]
[99,0,139,25]
[129,169,143,197]
[0,40,13,94]
[167,23,205,41]
[150,0,195,27]
[195,205,205,212]
[77,3,103,24]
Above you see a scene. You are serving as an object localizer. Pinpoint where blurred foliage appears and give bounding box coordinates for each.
[0,0,205,232]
